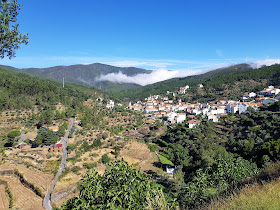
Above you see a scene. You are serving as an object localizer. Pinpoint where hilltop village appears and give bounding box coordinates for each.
[128,84,280,128]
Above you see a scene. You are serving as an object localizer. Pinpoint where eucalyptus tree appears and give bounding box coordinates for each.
[0,0,28,58]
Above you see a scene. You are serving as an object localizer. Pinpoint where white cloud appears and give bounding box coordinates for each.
[96,69,204,86]
[249,59,280,69]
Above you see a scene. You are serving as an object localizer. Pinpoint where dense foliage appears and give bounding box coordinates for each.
[178,157,259,208]
[0,67,89,111]
[58,160,174,210]
[0,0,29,58]
[154,101,280,208]
[117,64,280,102]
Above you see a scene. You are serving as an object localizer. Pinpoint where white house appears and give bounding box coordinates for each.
[178,85,190,94]
[144,106,158,113]
[106,100,115,109]
[217,106,226,114]
[166,165,177,174]
[226,103,239,113]
[167,112,178,123]
[249,92,257,98]
[187,120,201,128]
[239,103,248,114]
[208,114,219,122]
[176,113,186,123]
[192,109,202,115]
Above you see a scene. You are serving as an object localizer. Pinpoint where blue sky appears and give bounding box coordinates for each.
[1,0,280,72]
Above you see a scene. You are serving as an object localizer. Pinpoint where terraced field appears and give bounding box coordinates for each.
[1,176,43,210]
[0,164,53,194]
[0,184,9,210]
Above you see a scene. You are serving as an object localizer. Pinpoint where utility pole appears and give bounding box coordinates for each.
[63,78,65,88]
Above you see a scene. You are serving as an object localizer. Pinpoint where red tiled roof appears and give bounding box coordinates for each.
[187,120,201,124]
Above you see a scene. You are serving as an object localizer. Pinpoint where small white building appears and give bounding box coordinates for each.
[249,92,257,98]
[239,103,248,114]
[187,120,201,129]
[208,114,219,122]
[166,165,178,174]
[106,100,115,109]
[176,113,186,123]
[226,103,239,113]
[167,112,178,124]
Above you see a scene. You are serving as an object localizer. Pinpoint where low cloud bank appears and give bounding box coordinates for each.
[96,69,203,86]
[96,59,280,86]
[249,59,280,69]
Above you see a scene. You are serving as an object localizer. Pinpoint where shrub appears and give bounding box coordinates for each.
[71,166,81,174]
[90,153,99,157]
[146,143,159,152]
[100,154,110,164]
[83,162,97,169]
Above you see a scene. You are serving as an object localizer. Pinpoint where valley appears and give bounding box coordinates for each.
[1,1,280,209]
[0,64,280,209]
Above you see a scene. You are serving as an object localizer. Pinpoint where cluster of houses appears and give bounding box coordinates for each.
[128,85,279,128]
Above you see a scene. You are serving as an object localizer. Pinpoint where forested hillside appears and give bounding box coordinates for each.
[151,101,280,208]
[2,63,150,92]
[118,64,280,102]
[0,66,93,111]
[116,64,252,100]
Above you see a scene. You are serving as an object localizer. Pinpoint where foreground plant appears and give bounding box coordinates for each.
[58,160,176,209]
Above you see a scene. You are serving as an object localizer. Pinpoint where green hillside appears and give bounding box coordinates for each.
[0,66,97,111]
[2,63,151,92]
[118,64,280,102]
[116,64,252,100]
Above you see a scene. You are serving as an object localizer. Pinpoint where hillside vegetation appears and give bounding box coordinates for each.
[116,64,252,100]
[0,67,91,111]
[2,63,150,92]
[151,101,280,208]
[118,64,280,102]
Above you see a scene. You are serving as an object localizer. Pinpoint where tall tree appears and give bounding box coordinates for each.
[0,0,28,59]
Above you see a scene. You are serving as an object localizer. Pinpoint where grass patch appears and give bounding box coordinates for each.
[44,160,60,172]
[209,178,280,209]
[159,154,174,166]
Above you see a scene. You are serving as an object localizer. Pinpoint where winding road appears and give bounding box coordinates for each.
[43,118,74,210]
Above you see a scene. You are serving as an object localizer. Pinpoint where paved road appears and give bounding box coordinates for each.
[43,118,74,210]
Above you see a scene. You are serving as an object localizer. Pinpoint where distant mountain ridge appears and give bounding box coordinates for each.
[1,63,152,92]
[117,63,254,99]
[2,63,256,94]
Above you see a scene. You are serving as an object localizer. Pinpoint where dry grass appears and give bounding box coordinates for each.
[1,176,44,210]
[209,178,280,210]
[0,184,9,210]
[120,141,159,172]
[53,173,81,193]
[0,164,54,194]
[51,189,79,208]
